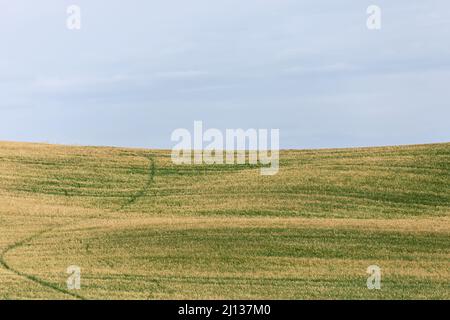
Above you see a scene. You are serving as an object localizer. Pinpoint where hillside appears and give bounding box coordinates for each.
[0,141,449,299]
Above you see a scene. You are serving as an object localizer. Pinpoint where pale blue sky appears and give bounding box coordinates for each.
[1,0,449,148]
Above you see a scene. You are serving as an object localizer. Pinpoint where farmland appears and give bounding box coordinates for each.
[0,141,449,299]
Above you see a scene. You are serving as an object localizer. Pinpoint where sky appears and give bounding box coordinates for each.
[0,0,449,149]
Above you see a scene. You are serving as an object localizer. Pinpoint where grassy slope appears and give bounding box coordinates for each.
[0,141,448,299]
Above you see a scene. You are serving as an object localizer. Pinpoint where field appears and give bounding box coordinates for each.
[0,141,449,300]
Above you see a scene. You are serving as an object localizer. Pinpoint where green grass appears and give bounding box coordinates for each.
[0,141,449,299]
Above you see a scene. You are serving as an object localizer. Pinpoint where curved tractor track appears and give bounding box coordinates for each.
[0,154,156,300]
[119,155,156,211]
[0,228,86,300]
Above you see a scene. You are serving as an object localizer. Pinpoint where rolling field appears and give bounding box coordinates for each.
[0,141,449,299]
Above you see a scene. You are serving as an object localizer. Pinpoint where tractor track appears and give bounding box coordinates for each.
[119,155,156,210]
[0,154,156,300]
[0,228,86,300]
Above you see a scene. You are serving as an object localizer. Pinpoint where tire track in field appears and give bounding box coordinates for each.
[0,228,86,300]
[0,153,156,299]
[119,155,156,211]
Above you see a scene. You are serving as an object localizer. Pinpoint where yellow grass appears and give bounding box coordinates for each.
[0,141,449,299]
